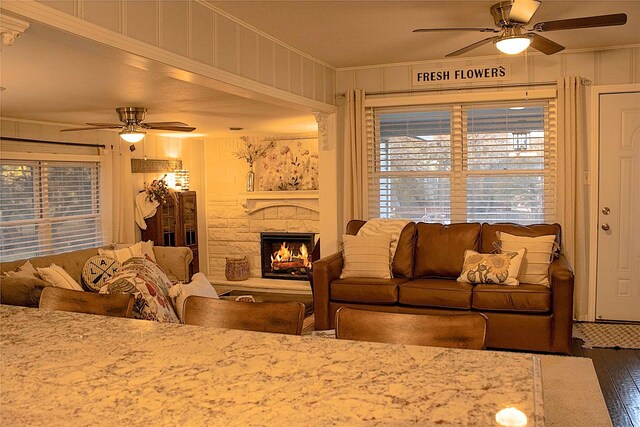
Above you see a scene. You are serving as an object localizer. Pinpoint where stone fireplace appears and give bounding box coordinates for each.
[260,232,315,280]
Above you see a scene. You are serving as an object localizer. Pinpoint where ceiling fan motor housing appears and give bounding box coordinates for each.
[491,1,524,27]
[116,107,147,124]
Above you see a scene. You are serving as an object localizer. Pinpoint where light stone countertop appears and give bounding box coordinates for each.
[1,305,543,426]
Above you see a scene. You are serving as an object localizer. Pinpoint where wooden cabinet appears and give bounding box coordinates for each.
[142,191,199,276]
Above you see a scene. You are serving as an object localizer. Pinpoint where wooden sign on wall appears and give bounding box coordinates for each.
[412,64,510,87]
[131,159,182,173]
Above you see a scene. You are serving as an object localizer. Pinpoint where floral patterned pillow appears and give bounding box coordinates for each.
[457,249,526,286]
[100,257,179,323]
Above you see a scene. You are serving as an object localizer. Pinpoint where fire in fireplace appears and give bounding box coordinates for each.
[261,232,315,280]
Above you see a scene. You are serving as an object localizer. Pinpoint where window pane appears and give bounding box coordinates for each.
[466,175,545,223]
[0,160,102,262]
[47,164,99,218]
[378,111,451,172]
[0,163,38,222]
[466,106,545,171]
[377,177,450,222]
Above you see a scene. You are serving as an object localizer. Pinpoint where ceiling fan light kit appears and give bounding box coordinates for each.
[60,106,196,139]
[119,130,146,143]
[413,0,627,58]
[495,35,531,55]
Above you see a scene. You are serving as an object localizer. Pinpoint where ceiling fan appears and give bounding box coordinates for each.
[413,0,627,57]
[60,107,196,143]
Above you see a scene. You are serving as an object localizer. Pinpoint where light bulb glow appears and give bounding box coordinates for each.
[119,131,146,143]
[495,407,528,427]
[495,36,531,55]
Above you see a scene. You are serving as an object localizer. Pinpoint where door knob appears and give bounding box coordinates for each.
[601,223,610,231]
[602,207,610,215]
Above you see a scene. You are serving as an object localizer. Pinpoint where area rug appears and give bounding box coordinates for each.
[573,321,640,349]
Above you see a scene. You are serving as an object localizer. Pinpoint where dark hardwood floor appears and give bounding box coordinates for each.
[571,338,640,427]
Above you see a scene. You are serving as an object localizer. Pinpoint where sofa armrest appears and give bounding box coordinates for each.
[313,251,344,330]
[153,246,193,283]
[549,253,574,353]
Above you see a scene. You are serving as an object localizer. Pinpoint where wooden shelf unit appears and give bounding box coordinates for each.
[141,191,199,276]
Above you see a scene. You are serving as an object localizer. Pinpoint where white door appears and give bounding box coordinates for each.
[595,91,640,321]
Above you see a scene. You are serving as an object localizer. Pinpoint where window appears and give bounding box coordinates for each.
[368,99,556,224]
[0,160,102,262]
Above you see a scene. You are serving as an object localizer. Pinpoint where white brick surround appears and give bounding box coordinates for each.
[205,135,319,281]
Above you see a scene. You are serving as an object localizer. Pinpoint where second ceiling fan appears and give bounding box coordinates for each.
[413,0,627,57]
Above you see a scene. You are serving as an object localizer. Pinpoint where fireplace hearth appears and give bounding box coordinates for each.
[261,232,315,280]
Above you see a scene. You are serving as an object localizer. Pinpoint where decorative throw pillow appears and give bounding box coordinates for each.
[100,257,179,323]
[37,264,84,291]
[340,234,392,279]
[4,260,39,278]
[82,256,121,292]
[98,243,144,264]
[499,232,556,286]
[458,249,526,286]
[0,275,52,307]
[168,272,219,323]
[113,241,156,263]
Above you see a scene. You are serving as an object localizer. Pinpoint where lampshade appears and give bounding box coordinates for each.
[119,130,146,143]
[495,36,531,55]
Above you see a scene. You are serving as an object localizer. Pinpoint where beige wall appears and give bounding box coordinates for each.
[336,46,640,92]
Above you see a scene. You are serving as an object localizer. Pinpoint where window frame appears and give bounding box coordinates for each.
[364,89,557,224]
[0,151,103,262]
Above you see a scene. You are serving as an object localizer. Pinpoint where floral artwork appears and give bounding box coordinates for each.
[256,140,319,191]
[234,136,275,168]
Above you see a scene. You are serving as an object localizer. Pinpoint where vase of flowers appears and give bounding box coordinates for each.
[234,137,274,192]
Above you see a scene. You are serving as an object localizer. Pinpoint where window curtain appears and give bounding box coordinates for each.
[556,77,589,320]
[342,89,368,224]
[108,140,135,243]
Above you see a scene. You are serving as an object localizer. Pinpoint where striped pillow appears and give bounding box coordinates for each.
[499,232,556,286]
[37,264,84,292]
[99,243,143,264]
[340,234,392,279]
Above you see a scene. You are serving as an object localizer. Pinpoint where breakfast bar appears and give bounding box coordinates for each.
[1,305,544,426]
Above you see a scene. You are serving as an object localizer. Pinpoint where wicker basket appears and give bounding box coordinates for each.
[225,256,249,281]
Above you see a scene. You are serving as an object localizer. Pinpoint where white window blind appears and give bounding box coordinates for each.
[1,160,102,262]
[368,99,556,224]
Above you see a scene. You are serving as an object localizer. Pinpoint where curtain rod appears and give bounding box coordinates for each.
[335,80,575,99]
[0,136,106,149]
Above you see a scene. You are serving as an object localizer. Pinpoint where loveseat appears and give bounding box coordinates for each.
[313,221,574,353]
[1,246,193,307]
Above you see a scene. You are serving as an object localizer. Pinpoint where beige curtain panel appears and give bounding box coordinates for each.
[557,76,590,320]
[342,89,368,224]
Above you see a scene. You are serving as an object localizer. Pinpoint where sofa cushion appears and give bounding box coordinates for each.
[340,234,392,279]
[458,249,526,286]
[480,223,561,254]
[331,277,407,304]
[100,258,179,323]
[0,275,52,307]
[472,283,551,313]
[399,278,473,309]
[414,223,481,278]
[499,233,556,286]
[345,220,416,278]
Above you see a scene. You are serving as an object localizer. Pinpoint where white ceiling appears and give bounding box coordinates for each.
[1,1,638,139]
[210,0,640,67]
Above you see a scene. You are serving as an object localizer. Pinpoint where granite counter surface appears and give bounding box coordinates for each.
[1,305,543,426]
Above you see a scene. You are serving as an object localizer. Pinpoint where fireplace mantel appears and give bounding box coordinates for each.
[242,190,319,214]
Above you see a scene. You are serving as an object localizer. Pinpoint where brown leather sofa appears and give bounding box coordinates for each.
[313,220,574,353]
